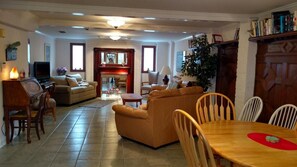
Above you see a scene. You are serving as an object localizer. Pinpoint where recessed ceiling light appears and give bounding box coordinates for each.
[72,12,84,16]
[72,26,85,29]
[110,35,121,40]
[184,19,188,22]
[144,30,155,32]
[144,17,156,20]
[183,32,187,34]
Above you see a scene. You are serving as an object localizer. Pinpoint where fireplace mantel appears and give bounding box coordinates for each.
[94,48,135,96]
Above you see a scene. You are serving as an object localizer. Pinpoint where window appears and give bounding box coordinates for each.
[70,43,85,72]
[141,46,156,72]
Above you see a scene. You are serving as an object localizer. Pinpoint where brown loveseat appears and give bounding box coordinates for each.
[50,74,97,105]
[112,86,204,148]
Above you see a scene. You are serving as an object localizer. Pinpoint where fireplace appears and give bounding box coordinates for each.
[94,48,135,96]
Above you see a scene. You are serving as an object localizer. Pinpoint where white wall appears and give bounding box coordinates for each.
[29,33,55,75]
[156,42,170,83]
[55,39,86,77]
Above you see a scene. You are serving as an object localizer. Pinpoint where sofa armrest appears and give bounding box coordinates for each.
[112,104,148,119]
[54,85,71,93]
[87,81,98,87]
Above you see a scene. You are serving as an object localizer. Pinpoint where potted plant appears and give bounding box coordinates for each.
[181,34,217,91]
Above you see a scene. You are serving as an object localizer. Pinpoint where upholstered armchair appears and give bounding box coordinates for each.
[140,71,159,95]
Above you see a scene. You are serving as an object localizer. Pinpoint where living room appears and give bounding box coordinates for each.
[1,0,297,165]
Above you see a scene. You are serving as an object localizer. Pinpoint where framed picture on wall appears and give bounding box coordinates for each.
[212,34,223,43]
[44,43,50,62]
[6,48,17,61]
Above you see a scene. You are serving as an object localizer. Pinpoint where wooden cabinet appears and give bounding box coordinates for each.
[250,31,297,122]
[215,40,238,103]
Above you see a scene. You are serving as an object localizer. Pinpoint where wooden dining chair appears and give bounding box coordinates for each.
[268,104,297,130]
[196,92,236,124]
[173,109,217,167]
[9,92,47,143]
[238,96,263,122]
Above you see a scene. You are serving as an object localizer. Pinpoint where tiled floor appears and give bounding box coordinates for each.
[0,99,187,167]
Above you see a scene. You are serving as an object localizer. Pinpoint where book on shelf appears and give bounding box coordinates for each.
[250,10,297,37]
[293,11,297,31]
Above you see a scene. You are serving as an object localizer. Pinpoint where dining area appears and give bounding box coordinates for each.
[173,92,297,167]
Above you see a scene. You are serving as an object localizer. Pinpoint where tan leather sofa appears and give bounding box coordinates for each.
[112,86,204,148]
[50,74,97,105]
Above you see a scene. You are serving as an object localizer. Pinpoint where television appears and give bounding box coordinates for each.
[33,61,50,82]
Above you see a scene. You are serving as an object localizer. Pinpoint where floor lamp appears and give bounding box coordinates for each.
[160,66,171,85]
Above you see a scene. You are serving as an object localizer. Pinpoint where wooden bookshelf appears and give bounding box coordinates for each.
[249,31,297,42]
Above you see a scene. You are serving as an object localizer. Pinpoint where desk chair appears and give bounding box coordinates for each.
[238,96,263,122]
[268,104,297,130]
[9,92,47,143]
[196,92,236,124]
[173,109,217,167]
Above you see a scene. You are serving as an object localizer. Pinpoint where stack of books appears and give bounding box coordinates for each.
[250,10,297,37]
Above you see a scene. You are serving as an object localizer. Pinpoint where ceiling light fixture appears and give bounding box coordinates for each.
[72,26,85,29]
[72,12,84,16]
[144,30,155,32]
[144,17,156,20]
[109,35,121,40]
[107,20,125,29]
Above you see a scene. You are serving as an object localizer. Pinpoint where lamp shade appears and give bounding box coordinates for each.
[10,67,19,79]
[160,66,171,75]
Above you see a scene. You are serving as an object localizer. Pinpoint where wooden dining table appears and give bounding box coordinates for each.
[199,120,297,167]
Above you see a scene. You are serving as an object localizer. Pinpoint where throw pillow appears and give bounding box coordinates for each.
[166,82,178,90]
[66,73,83,82]
[66,77,79,87]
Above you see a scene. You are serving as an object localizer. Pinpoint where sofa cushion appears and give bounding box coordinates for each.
[179,86,204,95]
[71,85,94,94]
[66,73,83,82]
[66,77,79,87]
[50,76,68,85]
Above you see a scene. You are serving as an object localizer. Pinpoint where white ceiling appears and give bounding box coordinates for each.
[1,0,297,42]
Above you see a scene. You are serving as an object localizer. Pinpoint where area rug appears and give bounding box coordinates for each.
[78,98,116,108]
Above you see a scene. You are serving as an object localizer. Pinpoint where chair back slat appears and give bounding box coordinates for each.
[268,104,297,130]
[196,92,236,124]
[238,96,263,122]
[173,109,217,167]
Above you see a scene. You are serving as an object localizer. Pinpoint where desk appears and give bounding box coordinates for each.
[2,78,43,144]
[200,121,297,167]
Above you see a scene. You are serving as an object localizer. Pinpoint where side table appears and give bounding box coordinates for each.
[121,93,143,107]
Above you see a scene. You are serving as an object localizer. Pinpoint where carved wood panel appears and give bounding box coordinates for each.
[254,40,297,122]
[215,41,238,103]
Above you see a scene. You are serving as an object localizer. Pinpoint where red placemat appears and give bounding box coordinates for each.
[248,132,297,150]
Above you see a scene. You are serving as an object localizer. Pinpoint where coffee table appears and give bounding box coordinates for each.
[121,93,142,106]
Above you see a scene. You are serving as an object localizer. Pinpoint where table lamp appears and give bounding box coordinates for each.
[160,66,171,85]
